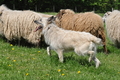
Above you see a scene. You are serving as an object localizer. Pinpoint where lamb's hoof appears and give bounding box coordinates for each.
[59,60,63,63]
[47,53,51,56]
[95,61,101,68]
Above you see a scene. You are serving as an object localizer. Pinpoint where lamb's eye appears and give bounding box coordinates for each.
[40,19,42,21]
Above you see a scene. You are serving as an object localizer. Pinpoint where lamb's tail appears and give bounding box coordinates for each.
[92,38,103,46]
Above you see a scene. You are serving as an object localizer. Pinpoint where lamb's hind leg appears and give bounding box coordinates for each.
[88,51,101,68]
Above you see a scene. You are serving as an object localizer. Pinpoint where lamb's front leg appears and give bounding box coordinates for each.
[94,57,101,68]
[47,46,51,56]
[56,49,64,63]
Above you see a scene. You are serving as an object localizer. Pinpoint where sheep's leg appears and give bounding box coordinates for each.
[88,51,101,68]
[55,49,64,63]
[47,46,51,56]
[103,43,108,54]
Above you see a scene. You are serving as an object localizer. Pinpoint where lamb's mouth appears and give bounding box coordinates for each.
[34,26,43,32]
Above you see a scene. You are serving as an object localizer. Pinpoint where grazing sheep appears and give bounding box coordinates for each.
[0,4,52,45]
[34,16,102,68]
[55,9,107,53]
[103,10,120,48]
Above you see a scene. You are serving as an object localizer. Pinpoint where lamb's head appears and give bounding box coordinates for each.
[47,16,56,25]
[34,16,56,32]
[34,19,44,32]
[102,11,111,23]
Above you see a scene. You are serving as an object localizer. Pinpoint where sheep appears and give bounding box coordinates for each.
[0,4,52,45]
[103,10,120,48]
[55,9,107,53]
[102,11,112,23]
[34,16,102,68]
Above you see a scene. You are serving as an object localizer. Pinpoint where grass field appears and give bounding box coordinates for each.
[0,13,120,80]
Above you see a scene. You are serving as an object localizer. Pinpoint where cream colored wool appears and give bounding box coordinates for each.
[0,4,52,45]
[55,9,107,53]
[105,10,120,47]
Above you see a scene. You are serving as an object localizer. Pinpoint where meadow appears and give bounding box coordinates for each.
[0,13,120,80]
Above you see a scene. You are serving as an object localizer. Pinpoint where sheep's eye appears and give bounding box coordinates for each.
[40,19,42,21]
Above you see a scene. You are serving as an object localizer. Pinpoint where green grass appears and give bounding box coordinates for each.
[0,13,120,80]
[42,12,57,15]
[0,37,120,80]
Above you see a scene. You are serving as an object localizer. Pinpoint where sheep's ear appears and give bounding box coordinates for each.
[0,12,2,16]
[107,12,111,15]
[0,10,3,16]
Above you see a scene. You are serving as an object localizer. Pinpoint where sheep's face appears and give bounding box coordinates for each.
[102,11,111,23]
[56,9,65,20]
[0,4,9,13]
[56,9,74,20]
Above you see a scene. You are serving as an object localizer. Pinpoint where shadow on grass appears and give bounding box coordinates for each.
[65,56,95,67]
[0,36,48,48]
[49,54,95,67]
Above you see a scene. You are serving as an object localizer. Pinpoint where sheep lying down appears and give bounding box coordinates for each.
[34,16,102,68]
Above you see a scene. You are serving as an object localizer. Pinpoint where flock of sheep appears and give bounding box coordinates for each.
[0,4,119,68]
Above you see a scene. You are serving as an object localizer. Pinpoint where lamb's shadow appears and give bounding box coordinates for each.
[64,56,95,67]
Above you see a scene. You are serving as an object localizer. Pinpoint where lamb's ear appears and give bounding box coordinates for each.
[34,20,41,24]
[47,16,54,21]
[53,16,56,21]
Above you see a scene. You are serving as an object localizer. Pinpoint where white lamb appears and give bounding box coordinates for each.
[34,16,102,68]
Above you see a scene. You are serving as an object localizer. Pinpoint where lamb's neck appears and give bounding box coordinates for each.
[45,26,58,36]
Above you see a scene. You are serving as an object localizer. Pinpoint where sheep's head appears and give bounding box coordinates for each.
[56,9,74,20]
[0,4,9,12]
[56,9,65,20]
[102,11,111,23]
